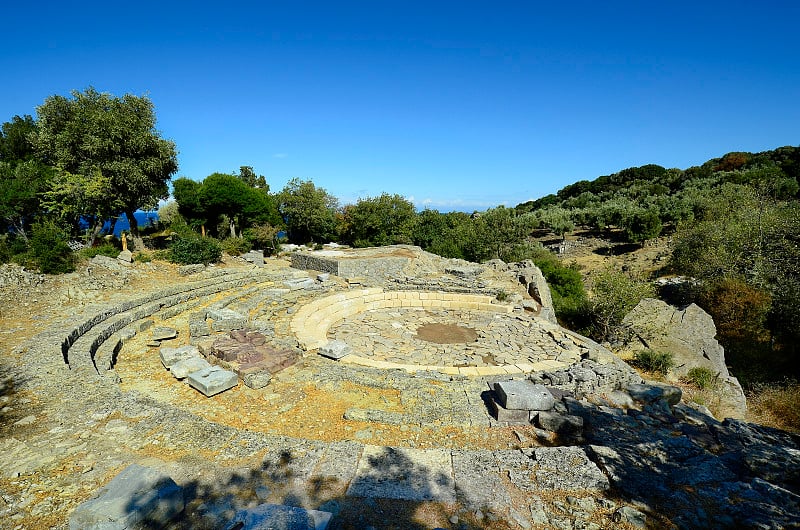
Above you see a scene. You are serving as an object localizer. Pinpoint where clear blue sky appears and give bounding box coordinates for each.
[2,1,798,211]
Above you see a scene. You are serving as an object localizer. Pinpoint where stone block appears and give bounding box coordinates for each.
[160,345,201,368]
[225,503,332,530]
[187,366,238,396]
[494,380,556,411]
[170,357,211,379]
[208,308,247,332]
[69,463,184,530]
[536,411,584,439]
[319,340,352,360]
[243,250,265,267]
[487,394,532,424]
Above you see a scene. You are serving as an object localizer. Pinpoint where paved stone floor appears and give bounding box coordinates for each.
[330,308,587,369]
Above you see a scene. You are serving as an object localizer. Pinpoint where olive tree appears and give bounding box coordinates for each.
[34,87,178,237]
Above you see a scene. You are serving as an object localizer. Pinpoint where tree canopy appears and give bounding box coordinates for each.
[277,178,339,243]
[34,87,178,234]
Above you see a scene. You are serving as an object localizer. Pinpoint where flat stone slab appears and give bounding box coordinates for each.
[170,356,211,379]
[284,277,316,290]
[160,345,201,368]
[69,463,184,530]
[187,366,238,396]
[319,340,351,360]
[151,326,178,341]
[346,446,456,502]
[225,503,331,530]
[494,380,555,411]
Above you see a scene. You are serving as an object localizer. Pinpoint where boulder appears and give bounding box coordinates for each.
[208,308,247,332]
[622,299,727,378]
[242,250,265,267]
[514,261,557,324]
[117,249,133,263]
[621,298,747,419]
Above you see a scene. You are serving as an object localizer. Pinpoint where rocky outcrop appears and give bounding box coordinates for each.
[621,298,747,419]
[513,260,557,324]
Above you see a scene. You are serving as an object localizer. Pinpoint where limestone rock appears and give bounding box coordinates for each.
[187,366,238,396]
[160,345,201,368]
[319,340,351,360]
[152,326,178,341]
[494,380,555,411]
[69,463,184,530]
[117,249,133,263]
[242,250,265,267]
[208,308,247,332]
[170,357,211,379]
[622,298,727,378]
[515,261,557,324]
[621,298,747,419]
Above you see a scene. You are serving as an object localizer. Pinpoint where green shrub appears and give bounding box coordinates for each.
[220,237,252,256]
[169,236,222,265]
[28,219,75,274]
[685,367,716,389]
[0,236,12,263]
[78,243,120,260]
[632,349,674,375]
[134,252,152,263]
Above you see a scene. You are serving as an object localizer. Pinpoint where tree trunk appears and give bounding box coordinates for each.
[125,209,139,235]
[229,218,236,239]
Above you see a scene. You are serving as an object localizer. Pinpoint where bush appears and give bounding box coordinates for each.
[632,349,674,376]
[77,243,120,260]
[169,236,222,265]
[685,367,716,389]
[134,252,152,263]
[28,220,75,274]
[244,224,281,255]
[220,237,252,256]
[588,268,655,342]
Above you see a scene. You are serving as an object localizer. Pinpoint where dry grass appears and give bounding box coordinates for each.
[746,380,800,433]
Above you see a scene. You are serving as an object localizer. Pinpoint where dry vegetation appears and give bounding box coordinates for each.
[549,230,800,431]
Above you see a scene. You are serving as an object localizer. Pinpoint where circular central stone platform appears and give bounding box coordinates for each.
[329,307,585,369]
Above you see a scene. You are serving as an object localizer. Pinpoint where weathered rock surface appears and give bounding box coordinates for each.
[621,298,747,419]
[69,463,184,530]
[187,366,238,396]
[225,503,331,530]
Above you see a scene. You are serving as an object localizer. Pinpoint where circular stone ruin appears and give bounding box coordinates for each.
[291,288,602,374]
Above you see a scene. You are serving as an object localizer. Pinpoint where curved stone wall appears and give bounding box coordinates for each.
[291,288,512,351]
